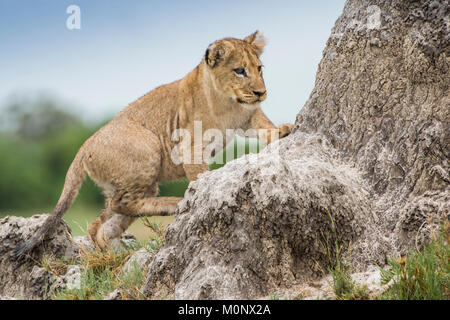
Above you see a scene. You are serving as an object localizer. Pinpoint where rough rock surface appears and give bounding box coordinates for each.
[104,289,122,300]
[73,235,97,251]
[64,265,83,290]
[122,248,153,275]
[259,265,386,300]
[294,0,450,260]
[0,214,139,299]
[144,136,373,299]
[143,0,449,299]
[0,214,78,299]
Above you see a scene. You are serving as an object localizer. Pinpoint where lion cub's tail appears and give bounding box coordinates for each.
[14,152,86,261]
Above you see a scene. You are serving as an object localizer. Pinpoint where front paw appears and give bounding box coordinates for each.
[278,123,294,138]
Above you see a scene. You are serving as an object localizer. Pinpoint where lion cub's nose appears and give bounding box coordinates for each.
[253,90,266,97]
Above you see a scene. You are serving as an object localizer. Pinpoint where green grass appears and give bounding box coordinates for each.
[379,218,449,300]
[269,293,280,300]
[324,211,449,300]
[322,209,371,300]
[53,267,118,300]
[329,266,371,300]
[52,221,168,300]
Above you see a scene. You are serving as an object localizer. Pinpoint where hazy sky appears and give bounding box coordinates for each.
[0,0,346,125]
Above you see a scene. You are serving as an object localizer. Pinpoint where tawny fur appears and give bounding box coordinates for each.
[14,31,293,256]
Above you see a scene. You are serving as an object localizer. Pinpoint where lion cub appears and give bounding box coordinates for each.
[15,31,293,256]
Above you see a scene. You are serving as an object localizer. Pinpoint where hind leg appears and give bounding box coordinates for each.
[87,195,136,250]
[88,207,136,250]
[110,183,182,216]
[87,183,182,250]
[88,184,182,250]
[87,208,106,248]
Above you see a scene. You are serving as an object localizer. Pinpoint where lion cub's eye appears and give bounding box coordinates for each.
[233,68,247,76]
[257,65,263,72]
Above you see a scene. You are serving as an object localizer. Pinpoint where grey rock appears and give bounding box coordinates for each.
[0,212,141,299]
[104,289,121,300]
[73,235,96,251]
[64,265,83,290]
[0,214,79,299]
[144,136,371,299]
[258,265,387,300]
[143,0,449,299]
[350,265,386,296]
[123,248,152,275]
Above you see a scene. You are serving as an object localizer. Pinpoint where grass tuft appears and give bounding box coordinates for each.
[322,209,371,300]
[379,216,449,300]
[52,221,167,300]
[40,254,73,276]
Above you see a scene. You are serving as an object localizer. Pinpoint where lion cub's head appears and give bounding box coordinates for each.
[205,31,267,108]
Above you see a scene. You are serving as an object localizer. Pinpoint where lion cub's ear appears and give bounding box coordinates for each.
[205,41,233,68]
[244,31,266,56]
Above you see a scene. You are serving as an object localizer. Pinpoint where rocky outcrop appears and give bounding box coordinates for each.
[143,135,374,299]
[0,214,139,299]
[294,0,450,258]
[0,214,78,299]
[143,0,449,299]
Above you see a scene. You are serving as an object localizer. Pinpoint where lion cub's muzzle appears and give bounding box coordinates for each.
[237,90,267,104]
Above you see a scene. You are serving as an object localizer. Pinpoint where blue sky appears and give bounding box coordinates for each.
[0,0,345,125]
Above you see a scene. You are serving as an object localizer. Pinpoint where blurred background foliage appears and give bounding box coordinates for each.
[0,95,105,212]
[0,94,262,238]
